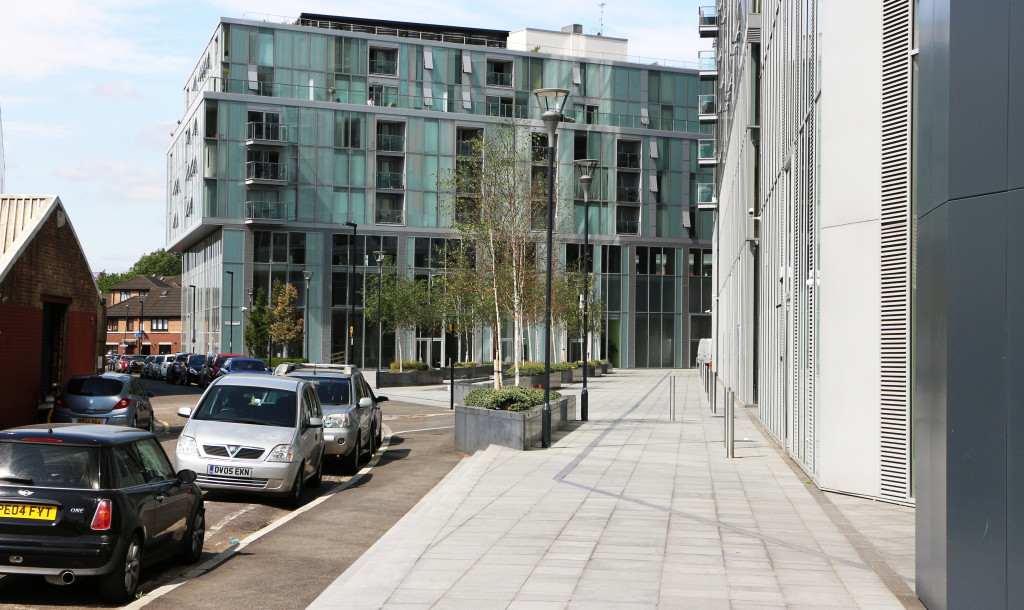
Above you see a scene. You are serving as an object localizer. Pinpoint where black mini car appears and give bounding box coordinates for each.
[0,424,204,602]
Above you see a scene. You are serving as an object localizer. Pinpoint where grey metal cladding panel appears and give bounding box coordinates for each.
[947,0,1009,199]
[946,193,1008,609]
[1009,1,1024,190]
[914,203,949,609]
[1007,191,1024,607]
[918,0,951,216]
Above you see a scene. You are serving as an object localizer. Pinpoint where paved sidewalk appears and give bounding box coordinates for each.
[313,369,918,609]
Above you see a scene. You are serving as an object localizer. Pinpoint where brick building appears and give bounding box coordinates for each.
[0,196,105,428]
[104,276,182,355]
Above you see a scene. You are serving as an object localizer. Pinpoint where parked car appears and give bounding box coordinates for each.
[140,355,156,379]
[200,353,244,388]
[0,424,204,602]
[277,363,386,475]
[52,374,156,432]
[145,354,167,379]
[159,353,179,380]
[165,353,190,385]
[174,375,324,507]
[176,354,207,386]
[115,355,131,373]
[217,358,271,377]
[126,355,147,375]
[106,354,119,371]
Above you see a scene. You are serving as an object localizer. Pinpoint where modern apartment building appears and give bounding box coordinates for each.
[706,1,914,505]
[166,13,714,368]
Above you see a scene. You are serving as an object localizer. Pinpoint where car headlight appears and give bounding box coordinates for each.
[323,413,351,428]
[266,444,295,462]
[176,435,198,456]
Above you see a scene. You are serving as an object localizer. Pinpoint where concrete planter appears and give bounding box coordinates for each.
[514,373,562,390]
[377,368,444,388]
[559,369,575,384]
[455,394,577,454]
[602,363,613,373]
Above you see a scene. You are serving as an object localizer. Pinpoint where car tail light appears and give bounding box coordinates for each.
[91,499,112,530]
[55,398,64,408]
[115,398,131,410]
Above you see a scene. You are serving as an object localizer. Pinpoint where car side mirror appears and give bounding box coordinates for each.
[176,469,197,484]
[376,396,389,403]
[358,397,373,408]
[308,416,323,428]
[177,407,193,418]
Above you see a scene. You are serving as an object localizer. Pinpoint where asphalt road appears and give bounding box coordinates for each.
[0,373,461,608]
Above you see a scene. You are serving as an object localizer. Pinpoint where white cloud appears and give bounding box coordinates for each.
[93,81,141,99]
[136,121,178,149]
[54,157,163,203]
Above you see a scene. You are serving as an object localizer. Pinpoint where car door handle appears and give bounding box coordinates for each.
[155,495,165,502]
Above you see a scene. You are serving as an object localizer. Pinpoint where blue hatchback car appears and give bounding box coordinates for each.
[52,374,156,432]
[217,358,271,377]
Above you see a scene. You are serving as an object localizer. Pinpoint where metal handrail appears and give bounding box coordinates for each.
[376,134,405,151]
[369,59,398,75]
[486,72,513,87]
[245,161,287,181]
[376,208,405,224]
[246,121,287,142]
[376,172,405,189]
[616,220,640,235]
[616,152,641,168]
[244,201,295,220]
[616,187,641,203]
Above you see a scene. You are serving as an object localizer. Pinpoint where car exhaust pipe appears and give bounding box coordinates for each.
[60,570,75,584]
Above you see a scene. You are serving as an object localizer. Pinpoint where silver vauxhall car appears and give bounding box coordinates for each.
[174,375,324,507]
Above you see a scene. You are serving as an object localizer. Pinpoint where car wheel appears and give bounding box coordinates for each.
[99,534,142,603]
[286,466,304,509]
[176,506,205,564]
[306,454,322,489]
[341,435,360,476]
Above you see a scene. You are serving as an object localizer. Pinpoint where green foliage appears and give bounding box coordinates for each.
[453,361,478,368]
[504,361,573,376]
[464,386,561,412]
[269,280,303,357]
[244,287,271,360]
[390,360,428,371]
[96,249,182,293]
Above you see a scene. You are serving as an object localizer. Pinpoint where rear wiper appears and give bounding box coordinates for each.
[0,476,34,485]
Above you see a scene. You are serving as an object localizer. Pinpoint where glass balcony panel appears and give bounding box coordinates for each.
[376,172,405,189]
[699,6,718,26]
[616,220,640,235]
[698,140,716,160]
[245,161,287,181]
[698,94,716,116]
[617,152,641,169]
[698,50,717,71]
[245,201,295,221]
[246,121,286,142]
[369,59,398,75]
[486,72,512,87]
[616,187,641,203]
[376,207,405,224]
[377,134,405,151]
[697,183,715,204]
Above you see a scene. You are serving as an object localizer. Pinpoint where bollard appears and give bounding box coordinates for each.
[725,389,735,458]
[711,372,717,414]
[669,376,675,421]
[450,358,455,410]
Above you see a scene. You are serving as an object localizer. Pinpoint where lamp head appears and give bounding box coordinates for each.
[303,270,313,282]
[344,221,357,229]
[575,159,598,201]
[374,250,386,266]
[533,88,570,140]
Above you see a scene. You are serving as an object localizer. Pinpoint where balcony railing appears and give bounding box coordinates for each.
[699,50,717,78]
[377,134,405,152]
[697,182,715,205]
[376,208,405,224]
[698,94,716,117]
[456,141,480,157]
[617,152,641,169]
[698,140,717,166]
[616,220,640,235]
[486,71,512,87]
[369,59,398,75]
[246,121,287,143]
[487,102,527,119]
[245,161,287,182]
[245,201,295,221]
[699,6,719,37]
[616,187,641,203]
[376,172,405,190]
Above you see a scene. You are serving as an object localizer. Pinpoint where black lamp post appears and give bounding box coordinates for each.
[575,158,598,422]
[225,270,234,353]
[188,284,197,352]
[374,250,386,388]
[303,270,313,362]
[344,221,358,364]
[533,87,570,449]
[139,299,145,355]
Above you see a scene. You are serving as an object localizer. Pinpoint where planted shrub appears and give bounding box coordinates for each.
[454,361,478,368]
[464,386,561,412]
[390,360,429,371]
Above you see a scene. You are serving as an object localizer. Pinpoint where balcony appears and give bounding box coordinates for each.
[246,122,288,145]
[696,182,716,205]
[486,71,512,87]
[376,172,405,190]
[699,6,719,38]
[616,152,640,169]
[369,59,398,76]
[245,201,295,223]
[699,50,717,79]
[245,161,287,185]
[698,94,717,123]
[616,187,641,203]
[377,134,405,152]
[698,140,717,166]
[376,207,405,225]
[616,220,640,235]
[456,141,480,157]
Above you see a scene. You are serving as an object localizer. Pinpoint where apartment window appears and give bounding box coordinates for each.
[456,127,483,157]
[369,47,398,76]
[151,318,169,331]
[368,84,398,107]
[486,59,513,87]
[376,194,404,225]
[107,319,118,332]
[126,319,134,332]
[565,244,594,272]
[254,231,306,264]
[376,122,405,152]
[247,110,282,142]
[486,95,515,118]
[119,291,131,302]
[334,112,364,149]
[413,237,461,269]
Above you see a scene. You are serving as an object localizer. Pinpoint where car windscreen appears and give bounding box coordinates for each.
[187,355,205,366]
[232,360,267,371]
[214,356,231,367]
[192,385,297,427]
[298,378,350,405]
[66,378,123,397]
[0,441,100,489]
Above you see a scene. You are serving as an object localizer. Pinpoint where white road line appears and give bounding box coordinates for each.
[395,425,454,434]
[206,504,256,535]
[128,426,395,609]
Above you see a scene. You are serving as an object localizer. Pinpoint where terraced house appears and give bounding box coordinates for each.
[166,13,714,369]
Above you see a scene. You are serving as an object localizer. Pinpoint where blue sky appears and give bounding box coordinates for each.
[0,0,706,273]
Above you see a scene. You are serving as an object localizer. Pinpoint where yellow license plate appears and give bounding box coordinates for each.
[0,503,57,521]
[75,418,104,424]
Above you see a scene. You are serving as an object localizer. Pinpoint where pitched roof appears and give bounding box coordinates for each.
[111,274,181,290]
[106,285,182,318]
[0,195,98,289]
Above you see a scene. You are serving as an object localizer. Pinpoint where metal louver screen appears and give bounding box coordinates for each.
[879,0,912,503]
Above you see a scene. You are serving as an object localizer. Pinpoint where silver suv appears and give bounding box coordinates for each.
[174,375,324,507]
[275,363,386,475]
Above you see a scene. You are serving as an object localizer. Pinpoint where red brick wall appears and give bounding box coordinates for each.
[0,206,104,429]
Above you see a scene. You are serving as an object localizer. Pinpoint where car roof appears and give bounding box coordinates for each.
[277,363,359,377]
[0,423,152,446]
[214,375,305,391]
[69,373,130,383]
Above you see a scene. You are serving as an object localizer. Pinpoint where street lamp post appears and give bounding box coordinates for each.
[533,87,570,449]
[139,299,145,355]
[303,270,313,362]
[574,159,598,422]
[344,221,358,365]
[225,270,234,353]
[188,285,197,352]
[374,250,386,388]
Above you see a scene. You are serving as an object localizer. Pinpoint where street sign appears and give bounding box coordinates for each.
[228,321,241,326]
[135,333,142,338]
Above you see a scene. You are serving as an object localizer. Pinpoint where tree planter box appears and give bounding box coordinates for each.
[443,365,496,380]
[572,366,602,382]
[559,369,575,384]
[377,369,444,387]
[513,374,562,390]
[455,394,576,454]
[602,363,613,373]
